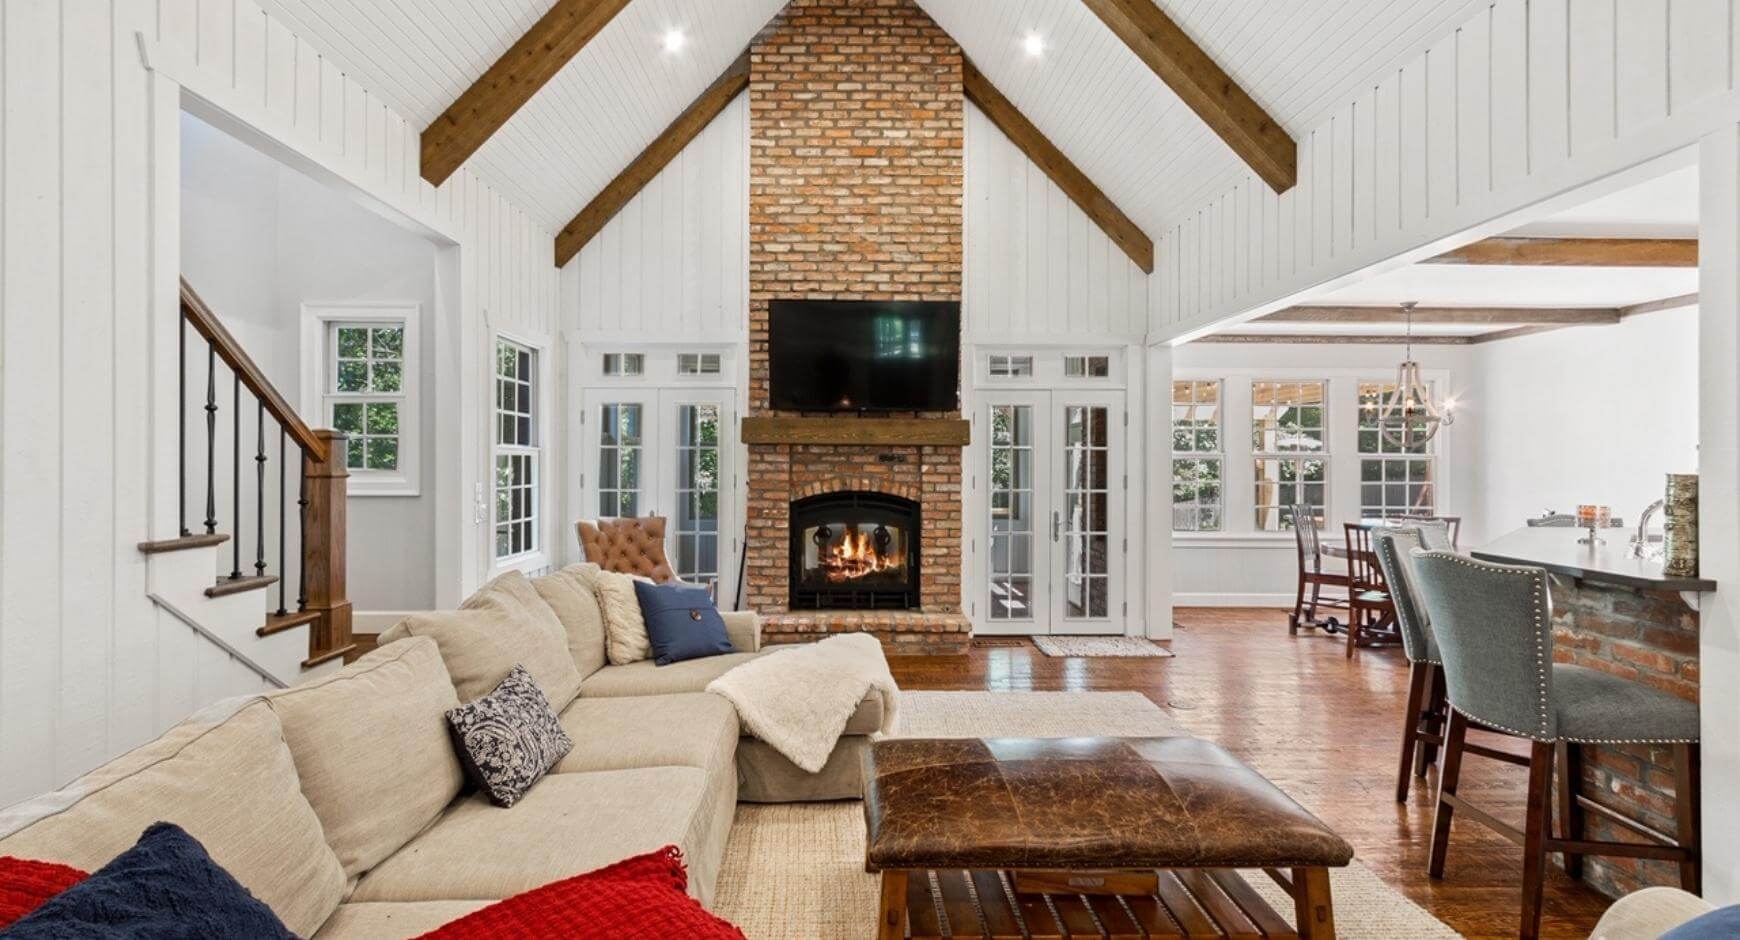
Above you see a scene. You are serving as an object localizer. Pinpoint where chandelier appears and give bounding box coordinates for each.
[1378,302,1454,449]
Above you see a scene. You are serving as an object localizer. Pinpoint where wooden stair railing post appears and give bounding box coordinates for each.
[302,429,352,662]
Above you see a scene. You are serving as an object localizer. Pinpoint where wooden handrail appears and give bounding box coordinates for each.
[179,277,328,462]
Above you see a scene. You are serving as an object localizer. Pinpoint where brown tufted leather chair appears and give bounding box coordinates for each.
[576,517,677,583]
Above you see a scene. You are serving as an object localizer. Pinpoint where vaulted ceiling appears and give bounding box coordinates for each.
[259,0,1487,246]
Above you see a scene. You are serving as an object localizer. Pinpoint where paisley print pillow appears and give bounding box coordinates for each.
[446,666,574,807]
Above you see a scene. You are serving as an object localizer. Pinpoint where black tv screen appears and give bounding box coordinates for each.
[769,300,960,412]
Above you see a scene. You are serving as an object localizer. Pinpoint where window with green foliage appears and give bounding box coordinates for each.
[1251,380,1327,530]
[673,404,721,588]
[1171,380,1222,532]
[1357,382,1436,518]
[326,323,404,474]
[495,339,540,561]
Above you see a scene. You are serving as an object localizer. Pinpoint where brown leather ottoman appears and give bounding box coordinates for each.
[864,737,1355,939]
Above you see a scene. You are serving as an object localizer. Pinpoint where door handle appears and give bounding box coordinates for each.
[1052,511,1061,543]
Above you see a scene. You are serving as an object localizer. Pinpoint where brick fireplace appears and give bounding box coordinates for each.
[744,0,970,654]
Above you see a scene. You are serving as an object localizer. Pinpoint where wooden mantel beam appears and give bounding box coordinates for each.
[420,0,633,187]
[1261,305,1621,326]
[1425,237,1698,267]
[1080,0,1296,193]
[963,58,1154,273]
[555,51,751,267]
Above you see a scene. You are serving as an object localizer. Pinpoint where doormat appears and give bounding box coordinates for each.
[1031,636,1176,658]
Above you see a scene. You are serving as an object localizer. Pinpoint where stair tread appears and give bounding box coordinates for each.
[206,574,279,598]
[258,609,321,637]
[138,533,230,554]
[303,644,356,669]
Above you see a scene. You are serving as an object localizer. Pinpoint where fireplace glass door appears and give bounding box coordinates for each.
[789,492,920,609]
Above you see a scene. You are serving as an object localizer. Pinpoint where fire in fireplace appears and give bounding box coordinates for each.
[790,491,920,610]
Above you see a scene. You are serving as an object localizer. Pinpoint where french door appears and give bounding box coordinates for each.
[981,390,1125,635]
[583,388,735,599]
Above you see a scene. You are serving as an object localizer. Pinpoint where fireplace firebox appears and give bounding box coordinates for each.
[789,492,921,610]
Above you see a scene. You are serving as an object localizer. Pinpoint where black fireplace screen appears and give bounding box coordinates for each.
[789,491,920,610]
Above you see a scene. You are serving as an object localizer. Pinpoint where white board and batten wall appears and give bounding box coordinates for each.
[0,0,560,807]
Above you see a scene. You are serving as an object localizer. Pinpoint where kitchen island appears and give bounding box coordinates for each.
[1470,526,1713,898]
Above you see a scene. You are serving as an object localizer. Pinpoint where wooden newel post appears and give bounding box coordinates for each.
[302,429,352,665]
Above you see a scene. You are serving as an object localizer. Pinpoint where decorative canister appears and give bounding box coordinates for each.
[1662,473,1699,578]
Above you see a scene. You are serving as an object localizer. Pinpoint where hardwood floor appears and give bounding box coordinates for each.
[886,607,1613,940]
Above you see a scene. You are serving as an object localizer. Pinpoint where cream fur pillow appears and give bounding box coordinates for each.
[581,568,653,665]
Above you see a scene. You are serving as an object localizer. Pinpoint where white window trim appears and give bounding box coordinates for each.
[1170,379,1224,533]
[1171,367,1455,546]
[493,331,548,573]
[299,303,421,497]
[1250,378,1331,532]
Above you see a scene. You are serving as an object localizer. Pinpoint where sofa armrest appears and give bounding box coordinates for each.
[722,611,762,653]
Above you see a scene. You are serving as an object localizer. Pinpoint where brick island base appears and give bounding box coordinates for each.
[762,611,972,656]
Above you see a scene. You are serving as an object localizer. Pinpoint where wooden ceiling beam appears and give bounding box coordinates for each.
[1191,333,1476,346]
[1080,0,1296,192]
[1260,305,1621,325]
[420,0,634,187]
[963,58,1153,273]
[555,51,751,267]
[1425,237,1698,267]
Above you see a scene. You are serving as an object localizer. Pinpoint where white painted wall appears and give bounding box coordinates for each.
[181,111,440,614]
[1465,313,1701,542]
[0,0,559,807]
[1150,0,1740,347]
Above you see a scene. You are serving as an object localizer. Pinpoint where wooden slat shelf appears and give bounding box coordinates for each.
[741,416,970,447]
[138,533,230,554]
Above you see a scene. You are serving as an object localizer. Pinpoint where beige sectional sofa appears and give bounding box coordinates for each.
[0,567,888,938]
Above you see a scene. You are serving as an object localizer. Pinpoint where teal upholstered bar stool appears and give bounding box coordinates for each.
[1410,550,1701,940]
[1370,522,1454,802]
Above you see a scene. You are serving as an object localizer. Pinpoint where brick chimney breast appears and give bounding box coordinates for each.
[745,0,969,653]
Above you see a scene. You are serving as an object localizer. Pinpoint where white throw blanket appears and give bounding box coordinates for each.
[706,633,901,773]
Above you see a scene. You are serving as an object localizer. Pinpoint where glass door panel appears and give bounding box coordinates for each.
[595,400,646,517]
[1049,392,1124,635]
[672,401,723,591]
[988,403,1038,622]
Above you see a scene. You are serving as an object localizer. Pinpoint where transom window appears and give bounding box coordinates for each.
[1171,380,1222,532]
[602,353,644,377]
[989,355,1034,377]
[1252,380,1327,530]
[1357,382,1437,518]
[1063,354,1111,378]
[495,339,540,561]
[677,353,721,375]
[326,323,404,473]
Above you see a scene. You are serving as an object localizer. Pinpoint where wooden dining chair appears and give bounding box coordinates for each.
[1288,504,1353,635]
[1343,522,1399,657]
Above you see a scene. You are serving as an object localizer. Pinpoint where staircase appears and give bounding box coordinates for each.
[138,279,353,688]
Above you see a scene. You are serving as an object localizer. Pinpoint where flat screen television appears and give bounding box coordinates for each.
[769,300,960,412]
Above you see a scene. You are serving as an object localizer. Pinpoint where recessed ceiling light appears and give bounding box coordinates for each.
[662,29,687,53]
[1023,32,1045,57]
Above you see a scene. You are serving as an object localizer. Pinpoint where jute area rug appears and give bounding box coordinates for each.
[712,691,1461,939]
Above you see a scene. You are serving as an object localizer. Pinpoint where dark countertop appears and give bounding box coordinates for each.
[1470,527,1718,593]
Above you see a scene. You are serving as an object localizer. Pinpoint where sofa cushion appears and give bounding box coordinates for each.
[351,768,716,905]
[314,901,494,940]
[266,637,463,881]
[530,565,608,678]
[4,822,296,940]
[554,694,738,777]
[0,697,347,937]
[447,666,573,808]
[381,571,582,708]
[580,652,761,698]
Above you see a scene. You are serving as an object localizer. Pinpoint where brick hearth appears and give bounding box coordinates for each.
[744,0,968,653]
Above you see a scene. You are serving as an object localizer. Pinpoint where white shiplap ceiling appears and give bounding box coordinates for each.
[261,0,1489,241]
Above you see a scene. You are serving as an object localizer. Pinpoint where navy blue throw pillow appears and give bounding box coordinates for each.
[1662,905,1740,939]
[3,822,295,939]
[634,580,735,666]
